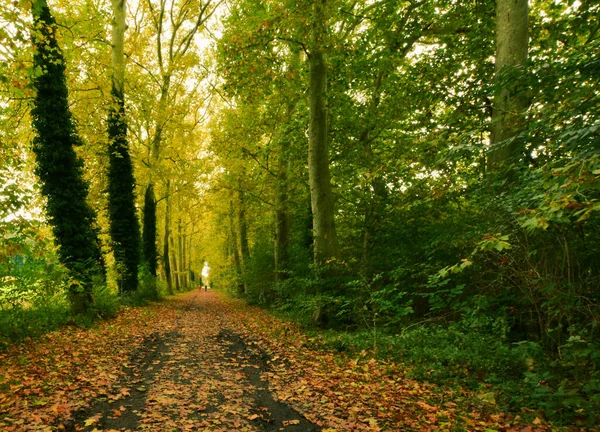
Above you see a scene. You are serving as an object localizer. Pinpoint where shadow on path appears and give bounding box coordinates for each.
[62,331,180,431]
[219,329,320,432]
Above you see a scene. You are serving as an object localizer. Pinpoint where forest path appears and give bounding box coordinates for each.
[1,290,518,431]
[65,291,317,431]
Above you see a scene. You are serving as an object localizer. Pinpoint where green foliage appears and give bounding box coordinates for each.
[211,0,600,426]
[139,264,162,300]
[0,260,71,347]
[0,213,71,346]
[30,0,104,313]
[142,185,158,277]
[243,232,275,304]
[120,271,165,307]
[107,96,141,292]
[0,294,71,349]
[88,283,121,319]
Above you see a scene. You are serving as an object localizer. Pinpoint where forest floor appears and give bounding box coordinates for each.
[0,290,547,431]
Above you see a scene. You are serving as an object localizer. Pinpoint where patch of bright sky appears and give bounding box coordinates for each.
[201,261,210,279]
[407,43,440,61]
[563,0,581,13]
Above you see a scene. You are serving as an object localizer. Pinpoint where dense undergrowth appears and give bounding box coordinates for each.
[236,282,600,427]
[0,225,172,348]
[218,162,600,427]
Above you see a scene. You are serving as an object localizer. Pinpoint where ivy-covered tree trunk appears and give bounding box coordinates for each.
[30,0,104,314]
[308,0,340,266]
[143,184,158,276]
[107,0,141,292]
[163,180,173,294]
[488,0,529,171]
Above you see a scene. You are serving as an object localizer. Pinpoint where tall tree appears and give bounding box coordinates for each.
[308,0,340,266]
[237,184,250,290]
[274,48,302,282]
[143,184,158,276]
[141,0,217,285]
[107,0,141,292]
[274,130,291,282]
[163,180,173,293]
[488,0,529,171]
[229,200,244,294]
[30,0,105,313]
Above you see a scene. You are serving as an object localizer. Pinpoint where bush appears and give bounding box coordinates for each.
[89,283,121,319]
[392,325,528,385]
[0,246,73,347]
[0,292,71,348]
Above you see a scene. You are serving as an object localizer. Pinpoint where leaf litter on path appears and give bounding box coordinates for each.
[0,291,552,431]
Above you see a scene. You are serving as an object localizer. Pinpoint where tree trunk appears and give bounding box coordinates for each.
[31,0,104,313]
[177,217,185,290]
[107,0,141,293]
[308,0,340,267]
[237,187,250,292]
[488,0,529,171]
[187,235,193,284]
[163,180,173,294]
[143,185,157,276]
[143,78,170,281]
[274,49,300,281]
[171,235,180,291]
[229,201,244,295]
[140,3,208,289]
[274,137,290,282]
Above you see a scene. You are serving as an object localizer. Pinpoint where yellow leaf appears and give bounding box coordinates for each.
[84,417,98,426]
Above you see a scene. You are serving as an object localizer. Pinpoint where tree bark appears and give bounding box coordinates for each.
[488,0,529,171]
[308,0,340,267]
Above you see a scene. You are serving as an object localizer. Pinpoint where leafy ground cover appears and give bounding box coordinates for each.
[0,290,563,431]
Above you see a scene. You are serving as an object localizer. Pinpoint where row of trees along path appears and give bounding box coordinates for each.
[1,290,544,431]
[0,0,596,429]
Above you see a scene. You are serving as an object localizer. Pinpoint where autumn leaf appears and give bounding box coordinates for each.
[283,419,301,426]
[84,414,101,426]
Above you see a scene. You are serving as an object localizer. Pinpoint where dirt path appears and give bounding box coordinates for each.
[63,291,318,431]
[1,290,538,431]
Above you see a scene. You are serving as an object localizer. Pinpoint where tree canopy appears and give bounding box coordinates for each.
[1,0,599,425]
